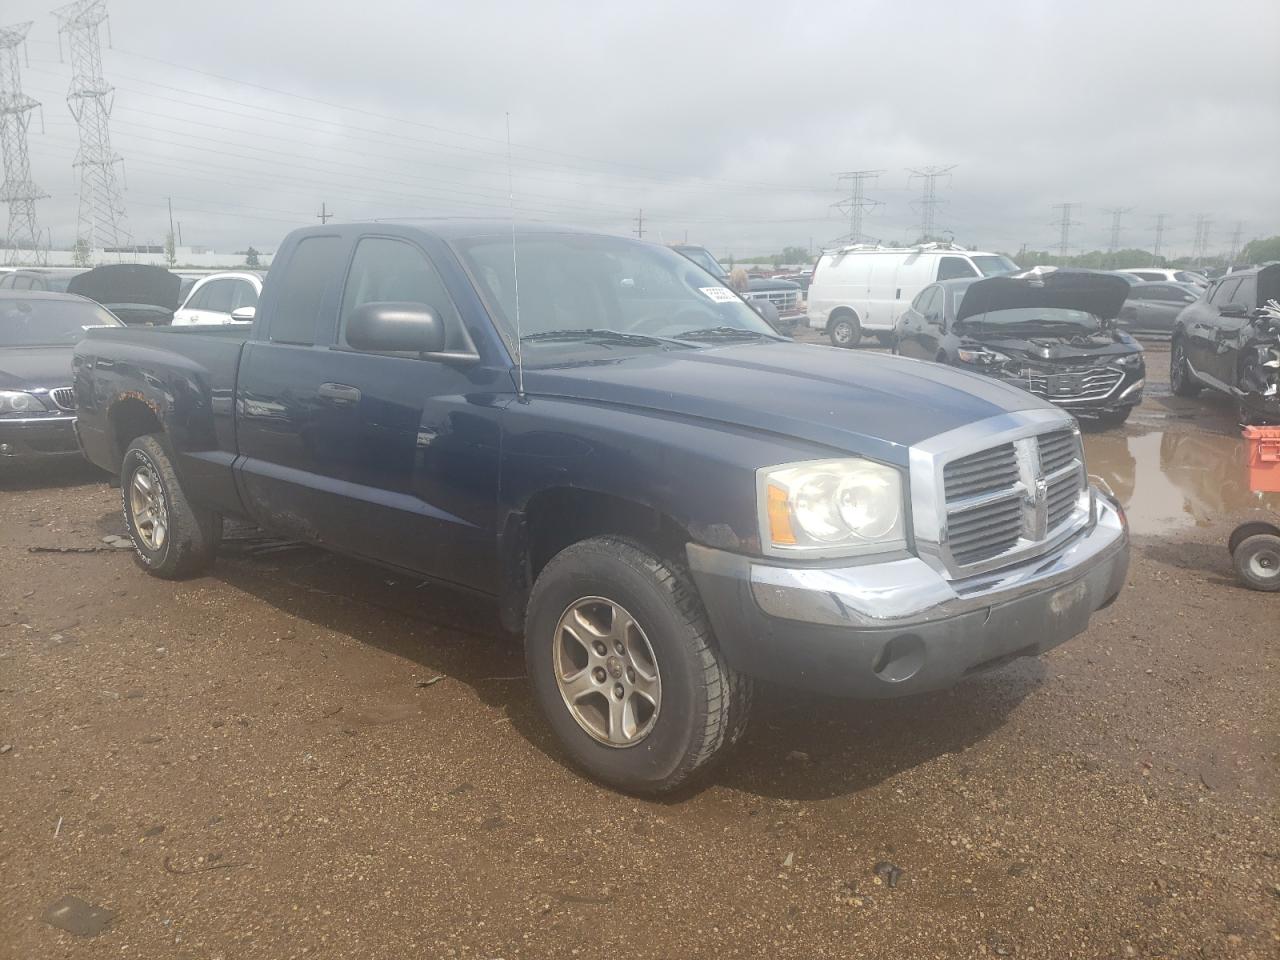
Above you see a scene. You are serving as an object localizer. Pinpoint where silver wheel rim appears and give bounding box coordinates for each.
[553,596,661,747]
[129,460,168,551]
[1248,548,1280,580]
[833,321,853,344]
[1172,344,1186,387]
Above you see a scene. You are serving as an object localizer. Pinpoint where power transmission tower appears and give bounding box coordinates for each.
[1151,213,1168,265]
[831,169,884,244]
[633,208,644,239]
[54,0,130,259]
[906,164,956,242]
[1050,202,1081,259]
[1104,207,1132,259]
[1226,221,1244,264]
[0,21,47,265]
[1191,214,1212,268]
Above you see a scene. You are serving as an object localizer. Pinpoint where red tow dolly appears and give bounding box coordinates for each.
[1232,427,1280,591]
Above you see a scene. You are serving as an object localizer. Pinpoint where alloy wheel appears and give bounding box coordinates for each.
[553,596,661,747]
[129,461,169,551]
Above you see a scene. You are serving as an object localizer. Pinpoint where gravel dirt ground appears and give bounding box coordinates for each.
[1,340,1277,959]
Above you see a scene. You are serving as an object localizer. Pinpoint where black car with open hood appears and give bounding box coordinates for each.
[893,269,1145,426]
[67,264,182,326]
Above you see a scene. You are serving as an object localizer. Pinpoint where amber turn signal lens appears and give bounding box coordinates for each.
[766,482,797,545]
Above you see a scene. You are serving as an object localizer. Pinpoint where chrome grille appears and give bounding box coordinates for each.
[50,386,76,411]
[937,426,1088,572]
[746,288,801,312]
[1025,367,1123,402]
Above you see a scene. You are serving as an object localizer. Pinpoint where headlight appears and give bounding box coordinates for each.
[0,391,49,416]
[956,347,1010,366]
[758,459,906,558]
[1117,353,1144,368]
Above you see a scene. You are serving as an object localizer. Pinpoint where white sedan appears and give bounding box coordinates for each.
[171,272,262,325]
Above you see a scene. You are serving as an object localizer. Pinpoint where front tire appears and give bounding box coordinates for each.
[828,313,860,348]
[525,537,752,794]
[121,435,220,579]
[1233,534,1280,592]
[1170,338,1201,397]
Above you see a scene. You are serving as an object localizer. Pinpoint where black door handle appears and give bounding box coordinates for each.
[318,382,361,404]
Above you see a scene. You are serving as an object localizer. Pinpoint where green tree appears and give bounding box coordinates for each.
[71,237,92,267]
[164,232,177,268]
[244,246,261,268]
[1240,235,1280,265]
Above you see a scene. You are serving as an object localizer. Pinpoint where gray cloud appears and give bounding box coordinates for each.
[7,0,1279,257]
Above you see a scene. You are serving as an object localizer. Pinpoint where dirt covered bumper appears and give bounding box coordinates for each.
[687,493,1129,698]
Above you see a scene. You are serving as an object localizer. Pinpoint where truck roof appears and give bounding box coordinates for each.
[290,219,619,243]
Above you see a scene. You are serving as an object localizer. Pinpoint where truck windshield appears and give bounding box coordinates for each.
[0,297,122,347]
[454,234,778,360]
[971,256,1020,277]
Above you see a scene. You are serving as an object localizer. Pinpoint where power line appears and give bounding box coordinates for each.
[54,0,129,258]
[831,169,883,243]
[1226,221,1244,263]
[906,164,956,242]
[1151,213,1168,265]
[1050,202,1081,259]
[1104,206,1132,255]
[0,21,47,264]
[1191,213,1212,267]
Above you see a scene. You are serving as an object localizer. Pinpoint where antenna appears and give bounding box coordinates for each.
[506,112,525,400]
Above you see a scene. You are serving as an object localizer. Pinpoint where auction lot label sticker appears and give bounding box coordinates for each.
[700,286,739,303]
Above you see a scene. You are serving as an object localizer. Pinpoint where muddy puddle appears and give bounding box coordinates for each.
[1082,426,1279,537]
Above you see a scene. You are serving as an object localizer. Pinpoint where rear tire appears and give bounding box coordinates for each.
[1233,534,1280,592]
[1170,338,1201,397]
[828,313,860,348]
[525,537,752,794]
[120,435,220,579]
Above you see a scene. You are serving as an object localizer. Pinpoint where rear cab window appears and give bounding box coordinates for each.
[267,236,345,345]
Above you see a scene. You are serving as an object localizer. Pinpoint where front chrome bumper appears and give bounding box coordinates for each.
[687,492,1129,698]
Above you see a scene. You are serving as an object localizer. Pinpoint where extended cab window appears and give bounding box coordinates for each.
[268,236,343,345]
[937,257,978,281]
[234,281,259,309]
[200,279,237,313]
[339,237,467,351]
[1229,276,1256,309]
[1209,278,1240,307]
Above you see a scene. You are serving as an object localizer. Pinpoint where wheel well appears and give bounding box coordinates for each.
[826,307,857,332]
[108,398,163,469]
[500,488,690,633]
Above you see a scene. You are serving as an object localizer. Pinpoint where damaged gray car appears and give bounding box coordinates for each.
[1171,263,1280,425]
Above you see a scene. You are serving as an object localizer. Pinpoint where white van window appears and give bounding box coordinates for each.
[970,255,1018,277]
[937,257,978,281]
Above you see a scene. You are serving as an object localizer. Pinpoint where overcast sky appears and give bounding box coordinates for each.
[6,0,1279,257]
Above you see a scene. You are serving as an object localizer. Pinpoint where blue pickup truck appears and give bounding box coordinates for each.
[73,222,1129,793]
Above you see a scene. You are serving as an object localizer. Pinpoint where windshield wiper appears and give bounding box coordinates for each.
[673,326,774,342]
[520,328,664,345]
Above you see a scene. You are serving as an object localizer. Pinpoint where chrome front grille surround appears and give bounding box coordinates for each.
[1023,367,1124,403]
[909,409,1094,578]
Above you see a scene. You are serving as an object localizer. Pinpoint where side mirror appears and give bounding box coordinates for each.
[230,306,256,323]
[346,301,446,354]
[1218,303,1248,318]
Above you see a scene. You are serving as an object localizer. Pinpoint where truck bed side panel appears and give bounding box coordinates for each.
[73,326,249,517]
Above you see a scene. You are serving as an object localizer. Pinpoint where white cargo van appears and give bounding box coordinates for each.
[806,243,1018,347]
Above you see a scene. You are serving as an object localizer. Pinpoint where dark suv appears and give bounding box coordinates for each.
[1171,263,1280,423]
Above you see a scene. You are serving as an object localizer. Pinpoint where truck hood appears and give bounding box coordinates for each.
[956,270,1130,324]
[522,342,1055,466]
[0,345,73,390]
[67,264,182,311]
[747,277,800,293]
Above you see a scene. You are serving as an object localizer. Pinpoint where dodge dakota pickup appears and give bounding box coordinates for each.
[73,222,1130,793]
